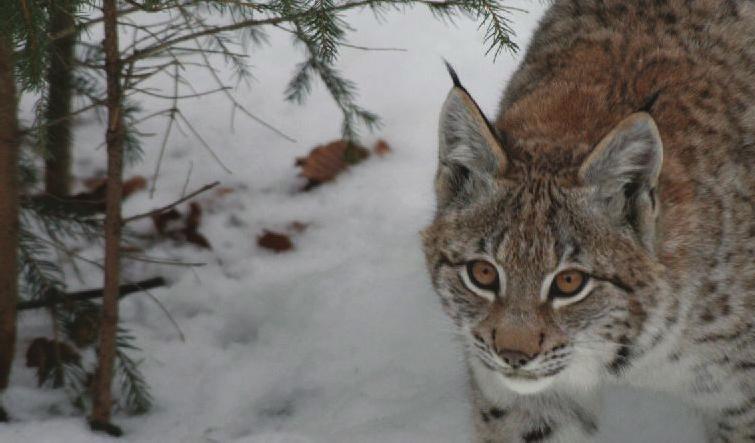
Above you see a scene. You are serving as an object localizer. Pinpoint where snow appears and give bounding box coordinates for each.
[3,2,706,442]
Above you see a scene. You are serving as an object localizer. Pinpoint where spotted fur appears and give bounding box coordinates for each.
[421,1,755,442]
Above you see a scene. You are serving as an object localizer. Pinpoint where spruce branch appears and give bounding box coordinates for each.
[121,0,470,64]
[114,330,152,414]
[470,0,519,57]
[18,228,66,301]
[284,23,380,140]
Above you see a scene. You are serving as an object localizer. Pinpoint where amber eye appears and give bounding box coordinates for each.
[467,260,499,291]
[550,270,588,298]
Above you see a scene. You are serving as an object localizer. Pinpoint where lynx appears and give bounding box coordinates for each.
[421,1,755,442]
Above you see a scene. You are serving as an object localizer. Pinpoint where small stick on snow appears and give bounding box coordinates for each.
[122,181,220,224]
[134,284,186,342]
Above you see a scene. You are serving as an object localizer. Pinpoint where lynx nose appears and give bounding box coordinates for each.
[498,349,536,369]
[491,326,543,369]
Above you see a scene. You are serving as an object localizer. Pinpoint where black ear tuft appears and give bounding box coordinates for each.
[444,60,462,88]
[435,71,509,211]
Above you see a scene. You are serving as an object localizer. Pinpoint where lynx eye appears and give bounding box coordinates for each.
[550,270,588,298]
[466,260,499,291]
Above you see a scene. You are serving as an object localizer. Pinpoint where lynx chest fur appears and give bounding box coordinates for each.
[421,1,755,442]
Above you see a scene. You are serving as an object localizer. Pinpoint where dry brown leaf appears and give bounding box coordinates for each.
[122,176,148,198]
[288,221,309,233]
[186,202,202,231]
[150,202,211,248]
[70,175,147,212]
[296,140,369,190]
[183,202,211,249]
[185,230,212,249]
[258,230,294,252]
[214,186,235,197]
[373,139,391,156]
[151,208,182,234]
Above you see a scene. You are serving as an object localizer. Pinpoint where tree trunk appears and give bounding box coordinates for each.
[0,31,20,411]
[44,0,76,197]
[89,0,124,434]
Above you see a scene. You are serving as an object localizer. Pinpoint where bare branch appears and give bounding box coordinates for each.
[122,181,220,224]
[127,86,231,100]
[20,102,103,136]
[341,42,408,52]
[122,254,206,267]
[132,284,185,342]
[175,110,233,173]
[181,10,297,142]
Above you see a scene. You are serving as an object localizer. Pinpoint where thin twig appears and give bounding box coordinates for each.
[122,0,192,13]
[181,161,194,197]
[128,86,231,100]
[341,42,408,52]
[33,236,105,269]
[122,254,206,267]
[122,181,220,224]
[148,65,179,197]
[175,111,233,173]
[20,102,103,136]
[170,46,250,57]
[182,8,297,142]
[134,285,186,342]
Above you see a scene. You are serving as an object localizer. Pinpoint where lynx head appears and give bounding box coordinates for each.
[421,67,664,395]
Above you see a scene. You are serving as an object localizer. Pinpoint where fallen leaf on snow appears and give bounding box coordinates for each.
[184,230,212,249]
[257,230,294,252]
[70,175,147,211]
[151,208,182,234]
[150,202,212,249]
[185,202,202,231]
[122,176,148,198]
[214,186,236,197]
[295,140,369,190]
[373,139,391,156]
[288,221,309,233]
[183,202,211,249]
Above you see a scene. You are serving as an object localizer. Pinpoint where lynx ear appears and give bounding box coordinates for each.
[436,66,508,210]
[579,112,663,251]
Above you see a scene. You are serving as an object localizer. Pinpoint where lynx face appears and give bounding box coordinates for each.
[422,69,664,395]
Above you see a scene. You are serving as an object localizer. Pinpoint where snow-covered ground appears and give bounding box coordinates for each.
[3,2,707,442]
